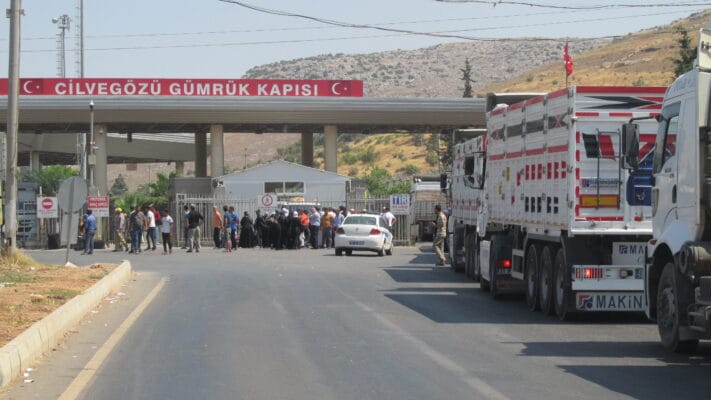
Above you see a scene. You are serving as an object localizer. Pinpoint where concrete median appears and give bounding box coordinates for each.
[0,260,132,388]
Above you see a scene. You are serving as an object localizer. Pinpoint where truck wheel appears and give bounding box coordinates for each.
[464,234,473,278]
[489,261,499,299]
[553,248,572,321]
[539,245,555,316]
[657,262,699,353]
[525,243,540,311]
[480,274,490,291]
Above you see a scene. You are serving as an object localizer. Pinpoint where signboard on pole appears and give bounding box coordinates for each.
[258,193,277,214]
[87,195,110,217]
[389,194,411,215]
[36,196,58,219]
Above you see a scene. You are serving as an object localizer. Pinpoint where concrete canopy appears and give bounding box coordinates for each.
[0,96,486,134]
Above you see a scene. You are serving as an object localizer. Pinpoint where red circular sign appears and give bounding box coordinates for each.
[261,194,274,207]
[42,198,53,209]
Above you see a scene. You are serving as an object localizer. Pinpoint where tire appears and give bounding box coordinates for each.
[385,242,393,256]
[480,274,490,291]
[525,243,540,311]
[472,235,481,283]
[489,237,501,299]
[335,248,343,256]
[539,245,555,316]
[377,244,385,257]
[345,249,352,256]
[657,262,699,353]
[553,248,573,321]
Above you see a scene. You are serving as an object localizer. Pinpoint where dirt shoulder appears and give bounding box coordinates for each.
[0,252,116,347]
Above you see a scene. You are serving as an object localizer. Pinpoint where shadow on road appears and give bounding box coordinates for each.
[560,364,711,400]
[517,340,711,361]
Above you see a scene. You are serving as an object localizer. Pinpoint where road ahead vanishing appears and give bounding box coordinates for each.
[4,246,711,400]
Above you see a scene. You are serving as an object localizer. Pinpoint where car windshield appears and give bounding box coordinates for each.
[344,216,377,226]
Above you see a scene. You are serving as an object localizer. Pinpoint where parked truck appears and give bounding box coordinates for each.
[448,85,665,320]
[639,28,711,352]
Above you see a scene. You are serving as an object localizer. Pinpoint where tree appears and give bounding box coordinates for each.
[110,174,128,197]
[460,57,474,98]
[30,165,78,196]
[673,25,697,78]
[362,166,412,195]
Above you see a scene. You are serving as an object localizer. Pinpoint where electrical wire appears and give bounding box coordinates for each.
[434,0,711,9]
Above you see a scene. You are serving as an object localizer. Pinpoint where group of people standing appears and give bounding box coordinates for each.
[112,204,175,255]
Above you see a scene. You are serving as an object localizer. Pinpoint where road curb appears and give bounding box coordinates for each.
[0,260,132,389]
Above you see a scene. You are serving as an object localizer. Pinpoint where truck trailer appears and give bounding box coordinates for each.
[448,85,665,320]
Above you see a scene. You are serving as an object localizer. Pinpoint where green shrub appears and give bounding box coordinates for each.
[426,153,439,166]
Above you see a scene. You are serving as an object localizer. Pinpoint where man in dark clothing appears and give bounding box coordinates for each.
[187,205,204,253]
[239,211,254,248]
[255,209,267,248]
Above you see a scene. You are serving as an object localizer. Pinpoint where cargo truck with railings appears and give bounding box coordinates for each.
[447,86,665,320]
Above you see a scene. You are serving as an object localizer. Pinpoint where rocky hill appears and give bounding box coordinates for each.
[244,39,609,98]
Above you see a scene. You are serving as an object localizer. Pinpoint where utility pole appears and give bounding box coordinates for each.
[5,0,23,255]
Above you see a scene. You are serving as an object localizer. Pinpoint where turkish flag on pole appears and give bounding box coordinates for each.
[563,42,574,76]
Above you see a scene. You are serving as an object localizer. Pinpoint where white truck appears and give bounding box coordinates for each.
[639,28,711,352]
[448,85,665,319]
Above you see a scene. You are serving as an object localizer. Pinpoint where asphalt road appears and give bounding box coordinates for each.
[4,245,711,400]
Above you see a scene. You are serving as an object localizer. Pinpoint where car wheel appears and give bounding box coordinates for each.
[385,242,393,256]
[377,247,385,257]
[345,249,352,256]
[335,248,343,256]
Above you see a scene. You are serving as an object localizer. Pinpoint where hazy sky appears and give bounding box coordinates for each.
[0,0,708,79]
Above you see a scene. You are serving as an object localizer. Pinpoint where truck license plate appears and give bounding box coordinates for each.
[349,241,365,246]
[575,292,644,311]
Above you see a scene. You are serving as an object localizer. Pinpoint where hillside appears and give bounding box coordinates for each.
[244,39,608,98]
[110,10,709,190]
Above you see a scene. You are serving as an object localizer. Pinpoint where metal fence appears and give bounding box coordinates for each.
[170,193,417,247]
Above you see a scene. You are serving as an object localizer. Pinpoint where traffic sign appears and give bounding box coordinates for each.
[87,195,110,217]
[36,196,58,219]
[258,193,277,214]
[389,194,411,215]
[58,176,87,212]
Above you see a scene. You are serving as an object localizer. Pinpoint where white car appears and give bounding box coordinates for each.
[335,214,394,257]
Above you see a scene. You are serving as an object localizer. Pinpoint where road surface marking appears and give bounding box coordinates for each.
[58,277,167,400]
[323,280,511,400]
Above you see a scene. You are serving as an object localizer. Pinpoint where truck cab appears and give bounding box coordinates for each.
[645,27,711,352]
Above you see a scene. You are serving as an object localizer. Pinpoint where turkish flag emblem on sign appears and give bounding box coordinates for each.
[564,43,574,77]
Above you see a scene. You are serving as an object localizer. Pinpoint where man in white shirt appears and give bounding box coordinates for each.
[146,206,157,251]
[381,207,397,230]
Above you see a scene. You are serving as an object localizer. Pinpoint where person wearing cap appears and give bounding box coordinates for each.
[114,207,127,252]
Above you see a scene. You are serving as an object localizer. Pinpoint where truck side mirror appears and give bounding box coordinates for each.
[621,123,639,170]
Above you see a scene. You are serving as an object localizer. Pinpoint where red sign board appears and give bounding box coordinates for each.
[36,196,58,219]
[87,196,110,217]
[0,78,363,97]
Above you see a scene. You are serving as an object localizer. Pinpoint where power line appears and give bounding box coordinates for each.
[217,0,707,43]
[434,1,711,9]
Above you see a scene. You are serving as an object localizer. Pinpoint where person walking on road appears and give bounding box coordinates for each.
[187,205,204,253]
[82,210,97,255]
[212,205,223,249]
[114,208,128,252]
[161,209,174,254]
[432,204,447,266]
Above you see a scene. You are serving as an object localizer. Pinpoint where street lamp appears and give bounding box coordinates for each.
[88,100,95,192]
